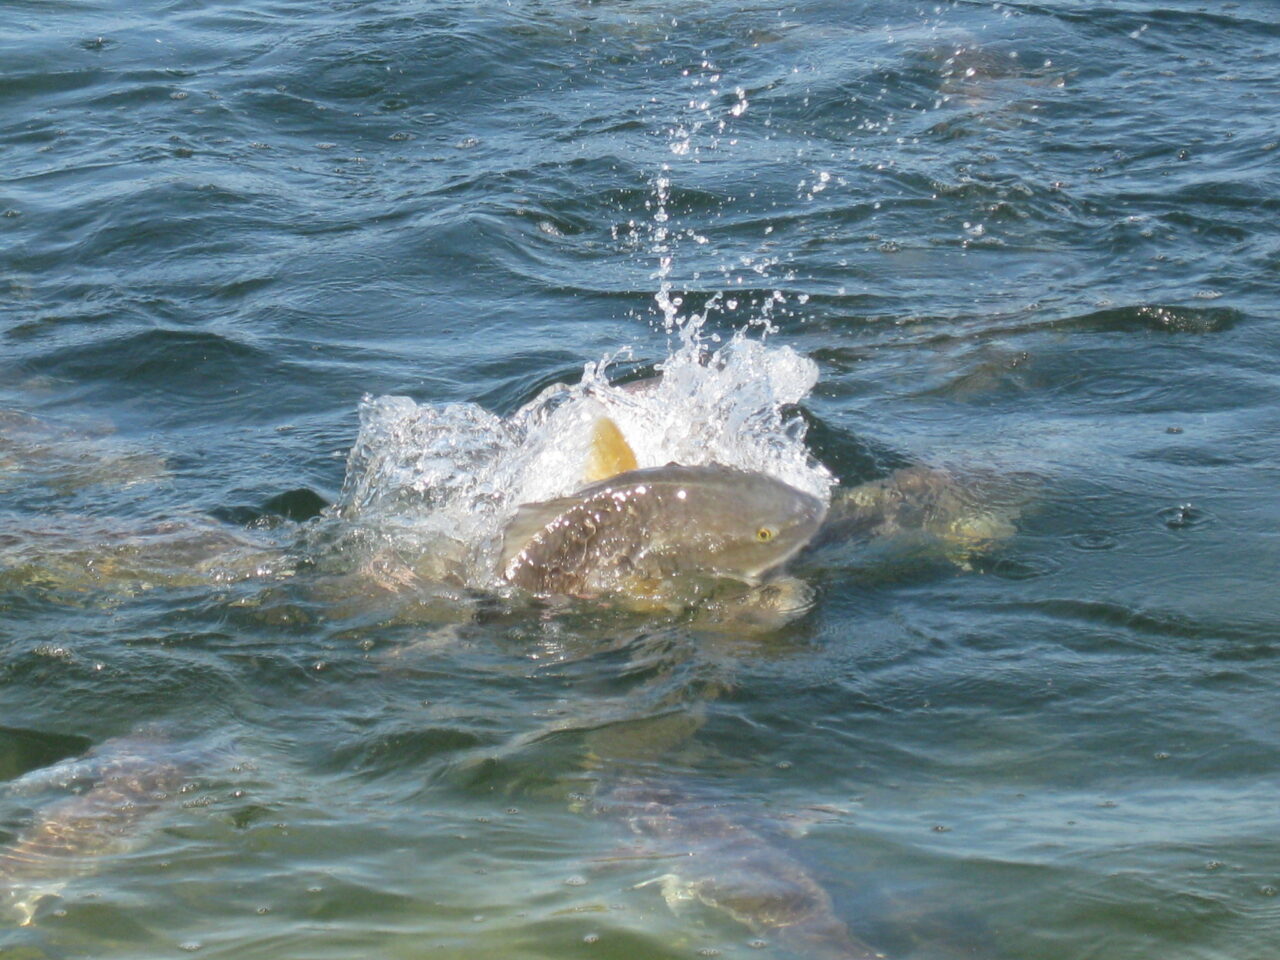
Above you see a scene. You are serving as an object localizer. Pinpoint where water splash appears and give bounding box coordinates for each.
[335,332,831,589]
[335,65,830,591]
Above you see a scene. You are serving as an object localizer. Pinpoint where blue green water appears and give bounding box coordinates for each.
[3,1,1279,957]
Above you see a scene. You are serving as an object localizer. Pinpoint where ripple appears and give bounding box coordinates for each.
[987,553,1062,581]
[1158,503,1213,531]
[1077,372,1169,402]
[325,725,489,779]
[984,597,1264,648]
[1066,304,1243,335]
[20,329,294,412]
[1134,444,1255,468]
[1068,531,1119,551]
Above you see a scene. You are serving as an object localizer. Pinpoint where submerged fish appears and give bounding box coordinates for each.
[598,781,883,960]
[0,516,290,600]
[816,464,1026,570]
[0,735,191,926]
[500,463,828,598]
[0,408,167,494]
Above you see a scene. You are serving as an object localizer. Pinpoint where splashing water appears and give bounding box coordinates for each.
[334,68,831,593]
[335,329,832,590]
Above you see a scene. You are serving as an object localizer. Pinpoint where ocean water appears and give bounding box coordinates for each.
[2,1,1279,958]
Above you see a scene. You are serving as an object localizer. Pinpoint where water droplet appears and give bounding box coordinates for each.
[1160,503,1208,530]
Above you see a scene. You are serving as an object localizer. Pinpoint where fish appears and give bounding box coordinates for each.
[0,516,289,600]
[597,780,884,960]
[814,465,1026,570]
[0,408,167,494]
[499,463,828,598]
[0,735,191,926]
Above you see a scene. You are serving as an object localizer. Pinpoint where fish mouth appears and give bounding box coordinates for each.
[740,547,808,580]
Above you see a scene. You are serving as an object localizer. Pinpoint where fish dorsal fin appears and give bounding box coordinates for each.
[583,415,637,484]
[498,494,590,572]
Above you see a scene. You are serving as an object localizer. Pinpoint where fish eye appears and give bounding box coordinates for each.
[755,527,775,543]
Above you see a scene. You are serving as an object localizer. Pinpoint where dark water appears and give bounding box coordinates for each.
[3,1,1279,958]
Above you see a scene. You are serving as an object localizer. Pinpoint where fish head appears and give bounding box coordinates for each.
[642,465,828,581]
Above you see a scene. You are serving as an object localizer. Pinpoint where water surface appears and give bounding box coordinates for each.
[2,1,1279,958]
